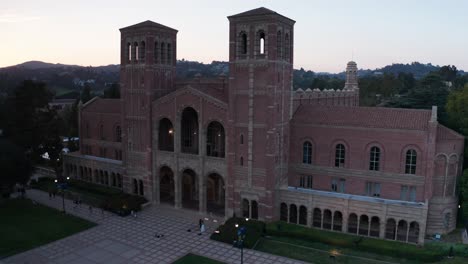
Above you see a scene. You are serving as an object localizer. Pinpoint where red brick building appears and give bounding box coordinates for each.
[63,7,464,244]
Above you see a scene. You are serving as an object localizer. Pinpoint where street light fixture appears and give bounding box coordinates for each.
[55,176,69,213]
[234,224,247,264]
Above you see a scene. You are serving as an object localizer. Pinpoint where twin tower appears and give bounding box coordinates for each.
[119,8,296,219]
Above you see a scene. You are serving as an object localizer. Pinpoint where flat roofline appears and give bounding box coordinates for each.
[286,186,425,207]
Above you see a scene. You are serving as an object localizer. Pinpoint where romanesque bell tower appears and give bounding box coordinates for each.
[119,21,177,199]
[226,8,295,220]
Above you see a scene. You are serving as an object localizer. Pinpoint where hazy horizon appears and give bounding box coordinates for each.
[1,0,467,73]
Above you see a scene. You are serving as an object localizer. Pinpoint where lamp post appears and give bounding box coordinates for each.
[55,176,70,213]
[234,224,247,264]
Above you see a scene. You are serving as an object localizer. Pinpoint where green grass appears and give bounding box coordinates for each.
[256,236,416,264]
[172,253,224,264]
[0,198,95,258]
[266,221,444,262]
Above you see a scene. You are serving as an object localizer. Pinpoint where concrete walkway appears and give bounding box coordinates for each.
[3,190,306,264]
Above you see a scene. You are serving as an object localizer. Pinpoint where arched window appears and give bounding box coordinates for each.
[239,32,247,56]
[335,144,345,167]
[312,208,322,228]
[385,218,397,240]
[323,210,332,230]
[85,122,90,137]
[167,43,172,65]
[302,141,312,164]
[276,31,282,59]
[369,146,380,171]
[284,33,290,62]
[408,221,419,243]
[397,220,408,241]
[280,203,288,221]
[139,180,144,196]
[158,118,174,151]
[289,204,297,224]
[133,179,138,194]
[99,124,104,140]
[333,211,343,231]
[127,43,132,61]
[181,107,199,154]
[133,42,139,61]
[370,216,380,237]
[258,31,265,55]
[140,41,146,61]
[251,200,258,219]
[299,206,307,225]
[405,149,417,174]
[242,199,249,218]
[154,41,159,63]
[115,125,122,142]
[240,156,244,166]
[206,121,225,158]
[160,42,166,64]
[240,134,244,145]
[359,215,369,236]
[347,213,358,234]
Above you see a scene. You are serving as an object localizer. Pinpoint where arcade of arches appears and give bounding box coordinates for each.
[157,109,226,159]
[280,202,421,244]
[64,163,123,189]
[157,166,226,216]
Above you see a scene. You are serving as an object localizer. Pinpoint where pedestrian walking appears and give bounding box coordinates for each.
[48,191,52,200]
[89,205,93,214]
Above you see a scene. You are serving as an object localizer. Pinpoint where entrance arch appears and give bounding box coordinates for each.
[206,173,225,216]
[159,166,175,205]
[181,169,198,210]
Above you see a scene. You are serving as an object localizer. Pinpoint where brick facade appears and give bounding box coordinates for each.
[63,7,465,244]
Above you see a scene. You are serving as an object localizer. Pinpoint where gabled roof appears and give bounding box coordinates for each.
[119,20,177,32]
[437,125,465,141]
[292,105,432,131]
[228,7,295,23]
[81,97,121,114]
[153,86,227,110]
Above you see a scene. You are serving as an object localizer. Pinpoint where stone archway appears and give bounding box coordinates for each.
[160,166,175,205]
[206,173,225,216]
[181,169,198,210]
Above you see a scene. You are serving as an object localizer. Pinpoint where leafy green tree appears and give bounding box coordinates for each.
[460,169,468,223]
[60,99,79,137]
[447,84,468,135]
[81,83,92,104]
[0,139,33,197]
[3,80,53,160]
[438,65,458,82]
[103,83,120,98]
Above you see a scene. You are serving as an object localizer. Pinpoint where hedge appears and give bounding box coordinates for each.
[30,177,147,216]
[210,217,265,248]
[268,221,444,262]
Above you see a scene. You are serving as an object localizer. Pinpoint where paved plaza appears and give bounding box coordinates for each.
[2,190,305,264]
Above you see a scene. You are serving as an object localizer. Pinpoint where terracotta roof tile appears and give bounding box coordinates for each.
[82,98,121,114]
[292,105,432,131]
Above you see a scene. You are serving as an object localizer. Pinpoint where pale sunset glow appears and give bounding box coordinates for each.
[0,0,467,72]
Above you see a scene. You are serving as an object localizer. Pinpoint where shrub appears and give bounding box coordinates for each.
[267,221,444,262]
[210,217,264,248]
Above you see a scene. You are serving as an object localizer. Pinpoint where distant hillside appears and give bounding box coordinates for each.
[0,60,464,99]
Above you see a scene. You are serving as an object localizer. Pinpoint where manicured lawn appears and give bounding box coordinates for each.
[31,177,147,215]
[0,198,95,258]
[256,236,416,264]
[172,253,224,264]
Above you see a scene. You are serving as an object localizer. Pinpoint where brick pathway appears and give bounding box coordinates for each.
[2,190,306,264]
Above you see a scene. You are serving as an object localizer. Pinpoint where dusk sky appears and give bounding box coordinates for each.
[1,0,467,73]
